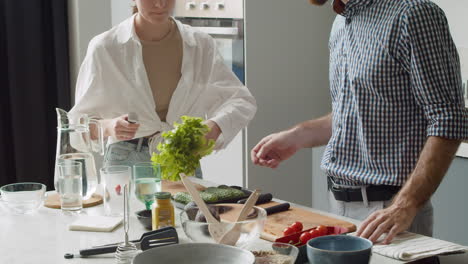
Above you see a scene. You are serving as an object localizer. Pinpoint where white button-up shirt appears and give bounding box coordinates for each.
[69,15,256,151]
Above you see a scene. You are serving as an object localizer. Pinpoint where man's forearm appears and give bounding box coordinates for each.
[393,136,461,209]
[291,113,332,148]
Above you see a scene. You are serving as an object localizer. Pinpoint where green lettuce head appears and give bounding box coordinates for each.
[151,116,215,181]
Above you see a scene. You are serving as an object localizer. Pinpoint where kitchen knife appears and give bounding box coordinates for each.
[264,203,290,215]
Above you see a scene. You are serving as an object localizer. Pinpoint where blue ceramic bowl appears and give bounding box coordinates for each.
[307,235,372,264]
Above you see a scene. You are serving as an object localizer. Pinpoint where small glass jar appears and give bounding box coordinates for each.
[152,192,175,230]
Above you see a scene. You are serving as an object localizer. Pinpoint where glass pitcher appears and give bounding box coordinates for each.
[55,108,104,200]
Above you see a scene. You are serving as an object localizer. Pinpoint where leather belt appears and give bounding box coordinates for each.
[127,137,150,146]
[327,176,401,202]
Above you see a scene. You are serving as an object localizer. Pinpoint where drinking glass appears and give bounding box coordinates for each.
[57,161,83,212]
[101,166,131,216]
[133,162,162,210]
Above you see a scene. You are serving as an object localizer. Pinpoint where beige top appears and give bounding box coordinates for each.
[141,20,182,122]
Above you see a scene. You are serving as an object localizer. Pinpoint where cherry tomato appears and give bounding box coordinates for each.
[309,229,321,239]
[299,232,313,244]
[283,227,296,236]
[316,225,328,236]
[290,221,303,233]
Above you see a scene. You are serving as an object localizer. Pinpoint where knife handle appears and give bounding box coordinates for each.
[79,245,118,256]
[265,203,290,215]
[238,193,273,205]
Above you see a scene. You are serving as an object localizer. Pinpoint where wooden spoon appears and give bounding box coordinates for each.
[218,190,260,246]
[180,173,225,242]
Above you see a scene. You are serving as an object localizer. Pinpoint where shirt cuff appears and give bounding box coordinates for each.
[209,114,232,150]
[425,103,468,140]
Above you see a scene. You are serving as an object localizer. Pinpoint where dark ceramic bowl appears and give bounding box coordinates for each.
[135,209,152,230]
[307,235,372,264]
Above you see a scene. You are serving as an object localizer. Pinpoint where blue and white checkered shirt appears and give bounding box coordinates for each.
[321,0,468,186]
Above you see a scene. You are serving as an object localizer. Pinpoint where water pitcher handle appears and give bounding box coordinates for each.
[89,119,105,156]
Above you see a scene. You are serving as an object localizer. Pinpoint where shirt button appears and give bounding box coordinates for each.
[330,157,337,162]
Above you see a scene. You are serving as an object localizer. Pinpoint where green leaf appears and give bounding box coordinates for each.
[151,116,215,181]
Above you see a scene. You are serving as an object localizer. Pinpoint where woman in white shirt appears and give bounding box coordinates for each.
[69,0,256,174]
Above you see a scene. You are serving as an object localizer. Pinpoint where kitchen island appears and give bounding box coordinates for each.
[1,178,466,264]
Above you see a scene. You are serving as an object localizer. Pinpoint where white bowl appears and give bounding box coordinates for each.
[133,243,255,264]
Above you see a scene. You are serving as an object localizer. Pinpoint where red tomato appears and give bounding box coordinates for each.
[299,232,313,244]
[290,222,303,233]
[283,227,296,236]
[309,229,321,239]
[316,225,328,236]
[115,184,122,195]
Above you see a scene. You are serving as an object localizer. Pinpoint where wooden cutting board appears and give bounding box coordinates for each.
[256,201,357,242]
[162,180,206,195]
[44,193,103,209]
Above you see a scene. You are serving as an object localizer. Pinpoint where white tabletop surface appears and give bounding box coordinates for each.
[1,178,467,264]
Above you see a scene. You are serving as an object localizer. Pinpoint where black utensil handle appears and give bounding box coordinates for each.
[265,203,290,215]
[79,245,118,256]
[238,193,273,205]
[92,227,177,248]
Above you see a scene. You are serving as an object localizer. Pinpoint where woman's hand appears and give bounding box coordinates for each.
[101,115,140,141]
[204,120,222,142]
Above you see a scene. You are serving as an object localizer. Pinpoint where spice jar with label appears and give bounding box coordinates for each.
[152,192,175,230]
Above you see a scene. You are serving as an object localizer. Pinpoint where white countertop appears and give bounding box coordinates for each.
[1,179,466,264]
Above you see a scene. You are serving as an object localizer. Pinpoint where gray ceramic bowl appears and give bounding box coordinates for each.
[133,243,255,264]
[135,209,152,230]
[307,235,372,264]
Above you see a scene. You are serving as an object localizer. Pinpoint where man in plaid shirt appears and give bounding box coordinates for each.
[252,0,468,243]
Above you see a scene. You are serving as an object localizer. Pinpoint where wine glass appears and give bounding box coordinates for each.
[133,162,162,210]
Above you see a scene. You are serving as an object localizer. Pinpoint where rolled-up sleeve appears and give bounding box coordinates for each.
[404,2,468,139]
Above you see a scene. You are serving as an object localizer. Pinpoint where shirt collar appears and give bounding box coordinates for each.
[117,14,196,47]
[341,0,374,17]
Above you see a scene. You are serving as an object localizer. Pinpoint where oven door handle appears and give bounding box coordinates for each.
[192,26,238,36]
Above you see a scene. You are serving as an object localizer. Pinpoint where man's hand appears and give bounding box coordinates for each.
[251,129,302,169]
[356,204,419,244]
[101,115,140,141]
[251,113,333,169]
[204,120,222,142]
[358,136,460,244]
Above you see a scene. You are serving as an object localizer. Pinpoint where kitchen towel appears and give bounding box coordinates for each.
[69,215,122,232]
[372,232,468,261]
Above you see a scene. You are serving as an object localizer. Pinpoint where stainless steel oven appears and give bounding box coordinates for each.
[174,0,245,83]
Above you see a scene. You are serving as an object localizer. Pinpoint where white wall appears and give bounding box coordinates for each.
[432,0,468,79]
[111,0,133,26]
[245,1,335,206]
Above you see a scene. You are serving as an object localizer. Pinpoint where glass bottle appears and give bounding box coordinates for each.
[152,192,175,230]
